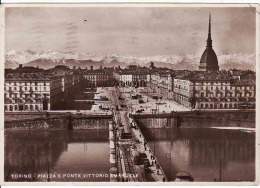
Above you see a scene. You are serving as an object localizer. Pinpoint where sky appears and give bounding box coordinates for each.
[5,6,256,56]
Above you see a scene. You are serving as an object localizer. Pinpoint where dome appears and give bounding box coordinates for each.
[199,47,219,72]
[200,48,218,65]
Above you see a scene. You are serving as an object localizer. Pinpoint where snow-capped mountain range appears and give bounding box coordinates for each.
[5,50,256,70]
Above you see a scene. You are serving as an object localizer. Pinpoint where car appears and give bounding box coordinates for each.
[139,99,144,104]
[136,109,144,114]
[152,96,158,100]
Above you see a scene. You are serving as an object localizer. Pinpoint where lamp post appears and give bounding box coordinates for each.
[165,151,171,181]
[219,158,222,181]
[130,89,133,115]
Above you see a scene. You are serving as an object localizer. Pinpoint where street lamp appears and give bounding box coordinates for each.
[165,152,171,181]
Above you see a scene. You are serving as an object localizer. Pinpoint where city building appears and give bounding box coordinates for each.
[173,71,255,109]
[114,66,150,87]
[4,74,63,111]
[83,66,111,87]
[149,68,175,99]
[114,69,133,87]
[132,67,150,87]
[199,14,219,72]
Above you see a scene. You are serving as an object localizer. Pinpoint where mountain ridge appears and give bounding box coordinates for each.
[5,50,256,70]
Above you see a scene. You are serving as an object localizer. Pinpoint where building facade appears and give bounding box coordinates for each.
[83,66,110,88]
[4,76,63,111]
[149,69,174,100]
[173,71,256,110]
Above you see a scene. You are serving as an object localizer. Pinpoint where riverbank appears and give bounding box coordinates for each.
[211,127,255,133]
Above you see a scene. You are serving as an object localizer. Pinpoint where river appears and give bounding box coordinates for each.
[4,129,111,182]
[4,128,255,182]
[142,128,255,182]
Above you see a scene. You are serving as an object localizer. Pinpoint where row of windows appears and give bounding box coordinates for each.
[194,82,229,85]
[5,93,49,98]
[173,95,254,109]
[5,104,41,111]
[174,85,189,91]
[174,85,255,91]
[200,92,253,98]
[5,82,48,86]
[200,103,240,109]
[5,86,48,91]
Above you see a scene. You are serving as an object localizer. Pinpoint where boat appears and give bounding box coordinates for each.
[175,171,194,182]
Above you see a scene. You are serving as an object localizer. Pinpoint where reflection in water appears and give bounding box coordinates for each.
[5,130,110,182]
[142,128,255,182]
[5,128,255,182]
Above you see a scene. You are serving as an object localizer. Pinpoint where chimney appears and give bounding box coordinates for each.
[19,64,23,69]
[91,66,93,71]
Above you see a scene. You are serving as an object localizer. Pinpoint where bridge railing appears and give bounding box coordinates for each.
[129,116,168,182]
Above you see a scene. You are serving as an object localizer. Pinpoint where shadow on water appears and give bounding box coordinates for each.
[4,129,110,182]
[141,127,255,182]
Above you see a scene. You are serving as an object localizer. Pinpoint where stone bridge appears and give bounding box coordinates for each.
[133,110,255,129]
[5,114,113,130]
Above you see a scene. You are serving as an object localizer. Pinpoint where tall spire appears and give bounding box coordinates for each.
[206,13,212,48]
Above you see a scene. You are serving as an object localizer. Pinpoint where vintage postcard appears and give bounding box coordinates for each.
[0,3,259,186]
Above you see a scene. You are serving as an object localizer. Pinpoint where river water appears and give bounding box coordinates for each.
[4,130,111,182]
[5,128,255,182]
[142,128,255,182]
